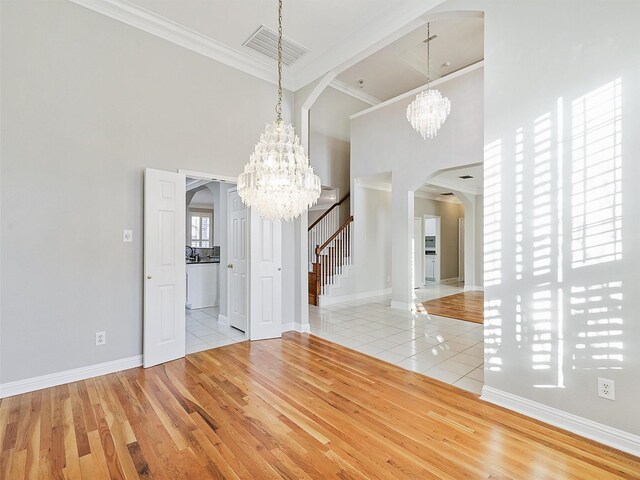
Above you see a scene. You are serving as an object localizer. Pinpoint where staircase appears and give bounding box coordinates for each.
[308,194,353,305]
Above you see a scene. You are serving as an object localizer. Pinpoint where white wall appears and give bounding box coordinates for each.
[350,67,483,307]
[0,0,295,384]
[348,185,393,295]
[310,87,368,197]
[187,183,219,245]
[483,0,640,438]
[474,193,483,285]
[339,189,468,298]
[205,182,220,246]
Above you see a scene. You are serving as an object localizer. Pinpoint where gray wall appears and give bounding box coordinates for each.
[0,0,294,383]
[483,0,640,436]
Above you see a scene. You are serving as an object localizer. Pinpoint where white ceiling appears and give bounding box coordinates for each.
[418,163,483,196]
[417,184,460,196]
[72,0,450,90]
[434,164,482,189]
[337,14,483,101]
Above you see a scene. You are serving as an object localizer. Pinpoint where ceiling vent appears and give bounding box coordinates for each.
[243,25,308,66]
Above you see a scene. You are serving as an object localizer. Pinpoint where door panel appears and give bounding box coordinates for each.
[144,168,186,368]
[250,212,282,340]
[228,189,248,332]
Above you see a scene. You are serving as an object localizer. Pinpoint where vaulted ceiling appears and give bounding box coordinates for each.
[71,0,478,94]
[337,14,483,102]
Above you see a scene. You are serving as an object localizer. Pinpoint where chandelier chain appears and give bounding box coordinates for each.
[276,0,283,121]
[237,0,321,221]
[426,22,430,87]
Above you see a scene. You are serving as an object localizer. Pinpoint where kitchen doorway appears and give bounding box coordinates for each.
[424,215,441,284]
[143,167,286,367]
[184,176,247,354]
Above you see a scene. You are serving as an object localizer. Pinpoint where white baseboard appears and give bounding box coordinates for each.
[281,322,294,332]
[294,323,311,333]
[0,355,143,399]
[217,314,229,326]
[464,285,484,291]
[481,386,640,457]
[440,277,460,284]
[318,288,391,306]
[390,300,415,311]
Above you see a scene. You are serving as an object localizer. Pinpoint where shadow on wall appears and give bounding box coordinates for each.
[485,78,624,387]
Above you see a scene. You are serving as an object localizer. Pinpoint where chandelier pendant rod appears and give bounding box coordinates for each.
[426,22,430,89]
[276,0,283,122]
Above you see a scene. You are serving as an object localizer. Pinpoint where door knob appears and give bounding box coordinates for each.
[227,263,233,269]
[146,275,152,279]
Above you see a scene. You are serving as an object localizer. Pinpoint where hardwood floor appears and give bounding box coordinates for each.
[420,291,484,324]
[1,333,639,479]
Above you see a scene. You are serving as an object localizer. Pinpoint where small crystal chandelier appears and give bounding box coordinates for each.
[406,22,451,139]
[238,0,321,222]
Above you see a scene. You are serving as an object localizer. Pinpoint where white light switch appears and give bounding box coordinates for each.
[123,229,133,243]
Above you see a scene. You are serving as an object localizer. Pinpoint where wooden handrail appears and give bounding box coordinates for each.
[315,216,354,257]
[308,192,350,231]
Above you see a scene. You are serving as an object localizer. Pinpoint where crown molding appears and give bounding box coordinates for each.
[350,60,484,120]
[329,80,381,107]
[69,0,295,90]
[69,0,450,94]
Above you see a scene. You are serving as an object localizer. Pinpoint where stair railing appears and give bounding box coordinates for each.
[308,193,350,267]
[314,216,353,295]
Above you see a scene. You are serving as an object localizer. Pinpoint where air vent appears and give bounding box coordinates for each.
[440,192,455,196]
[243,25,308,66]
[459,175,474,179]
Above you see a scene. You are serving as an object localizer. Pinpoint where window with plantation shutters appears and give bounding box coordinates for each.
[189,211,213,248]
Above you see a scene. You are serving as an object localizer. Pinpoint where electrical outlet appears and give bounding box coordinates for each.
[598,377,615,400]
[95,331,106,346]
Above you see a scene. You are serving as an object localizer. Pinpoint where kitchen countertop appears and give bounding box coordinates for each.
[186,258,220,265]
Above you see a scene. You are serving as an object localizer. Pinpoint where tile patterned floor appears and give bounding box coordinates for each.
[186,306,247,354]
[309,283,485,395]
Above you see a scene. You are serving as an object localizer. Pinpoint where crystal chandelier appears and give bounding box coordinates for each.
[406,22,451,139]
[238,0,321,222]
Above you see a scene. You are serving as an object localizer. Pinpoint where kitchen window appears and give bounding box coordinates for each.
[189,210,212,248]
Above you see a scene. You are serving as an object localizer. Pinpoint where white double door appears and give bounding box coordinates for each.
[144,169,283,368]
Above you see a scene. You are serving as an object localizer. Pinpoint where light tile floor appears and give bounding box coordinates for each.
[186,306,247,354]
[309,283,485,395]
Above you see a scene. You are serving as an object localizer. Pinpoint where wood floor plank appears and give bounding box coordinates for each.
[1,333,639,479]
[420,291,485,324]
